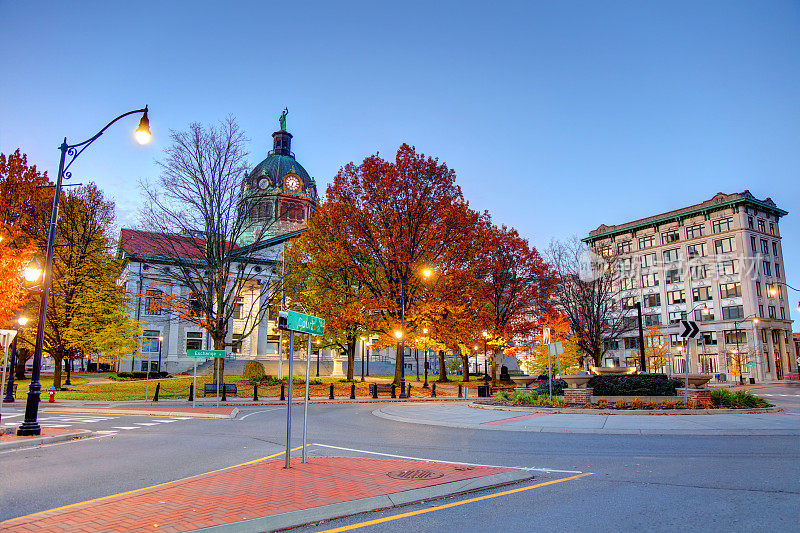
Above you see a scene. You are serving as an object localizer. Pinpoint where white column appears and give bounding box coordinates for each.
[776,329,788,377]
[257,285,270,358]
[167,285,180,361]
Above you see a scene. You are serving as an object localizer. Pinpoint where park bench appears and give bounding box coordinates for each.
[203,383,237,397]
[370,383,395,398]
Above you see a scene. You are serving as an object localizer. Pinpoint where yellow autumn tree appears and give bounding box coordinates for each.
[520,313,582,377]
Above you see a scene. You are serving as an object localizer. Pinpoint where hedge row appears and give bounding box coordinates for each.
[587,374,684,396]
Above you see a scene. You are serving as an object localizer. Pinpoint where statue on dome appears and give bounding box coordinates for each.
[279,107,288,131]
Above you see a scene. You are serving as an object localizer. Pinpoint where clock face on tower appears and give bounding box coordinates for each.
[257,177,269,190]
[285,175,301,191]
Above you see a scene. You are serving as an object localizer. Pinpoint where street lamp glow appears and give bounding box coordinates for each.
[23,264,42,283]
[752,317,759,325]
[134,108,151,145]
[394,330,403,339]
[17,316,28,326]
[768,287,778,297]
[701,306,710,315]
[482,331,488,337]
[421,267,433,279]
[423,328,428,335]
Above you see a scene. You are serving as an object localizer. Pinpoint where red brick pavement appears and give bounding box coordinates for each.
[1,456,514,533]
[0,427,84,443]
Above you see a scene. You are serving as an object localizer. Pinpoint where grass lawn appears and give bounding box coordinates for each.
[8,374,451,401]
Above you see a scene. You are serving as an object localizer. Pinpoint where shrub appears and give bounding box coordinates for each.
[494,391,512,402]
[644,401,659,410]
[710,389,769,408]
[512,391,535,405]
[534,379,567,396]
[687,400,698,409]
[242,361,266,383]
[660,399,679,409]
[583,401,595,408]
[588,374,682,396]
[116,371,169,380]
[552,396,567,407]
[614,399,627,409]
[701,400,714,410]
[630,397,644,409]
[596,399,609,409]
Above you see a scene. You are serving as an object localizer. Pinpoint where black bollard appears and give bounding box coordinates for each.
[431,383,436,397]
[153,383,160,402]
[329,383,334,399]
[350,382,356,399]
[458,384,463,398]
[188,382,194,402]
[280,383,286,401]
[391,384,396,398]
[221,383,227,402]
[372,383,378,399]
[407,384,411,398]
[253,383,259,401]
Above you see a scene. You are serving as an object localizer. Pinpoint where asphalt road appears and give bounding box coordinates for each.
[2,393,798,532]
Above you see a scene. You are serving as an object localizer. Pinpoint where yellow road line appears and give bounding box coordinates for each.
[1,445,306,524]
[317,472,595,533]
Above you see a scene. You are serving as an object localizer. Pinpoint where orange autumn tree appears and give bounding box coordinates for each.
[519,312,582,376]
[293,144,484,385]
[474,224,557,384]
[0,150,52,328]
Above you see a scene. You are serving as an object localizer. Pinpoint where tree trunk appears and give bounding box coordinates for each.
[491,347,498,385]
[52,353,63,390]
[212,335,226,383]
[437,350,449,382]
[461,355,470,382]
[393,341,403,385]
[346,338,355,381]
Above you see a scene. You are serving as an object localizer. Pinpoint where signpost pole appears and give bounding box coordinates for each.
[285,329,295,468]
[302,335,312,463]
[145,353,150,402]
[216,358,220,408]
[547,344,553,400]
[192,357,196,408]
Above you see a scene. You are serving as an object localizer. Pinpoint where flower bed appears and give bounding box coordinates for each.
[488,389,770,410]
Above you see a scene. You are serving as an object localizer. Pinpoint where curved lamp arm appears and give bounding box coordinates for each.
[62,106,148,178]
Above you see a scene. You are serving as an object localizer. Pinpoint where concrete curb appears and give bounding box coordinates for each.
[0,429,93,451]
[191,470,534,533]
[372,408,800,436]
[40,407,240,419]
[470,402,783,416]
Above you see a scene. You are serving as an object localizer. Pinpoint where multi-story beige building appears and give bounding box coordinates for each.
[585,191,796,382]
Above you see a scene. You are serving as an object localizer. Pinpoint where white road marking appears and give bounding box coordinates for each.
[134,422,159,426]
[95,430,118,434]
[236,408,282,420]
[0,433,116,454]
[310,443,583,474]
[2,413,23,418]
[111,426,140,430]
[152,419,178,423]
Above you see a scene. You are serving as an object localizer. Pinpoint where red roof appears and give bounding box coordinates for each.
[118,228,233,261]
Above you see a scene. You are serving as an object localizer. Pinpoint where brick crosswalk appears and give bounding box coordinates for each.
[1,456,514,532]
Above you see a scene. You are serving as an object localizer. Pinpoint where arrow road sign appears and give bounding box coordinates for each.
[680,320,700,339]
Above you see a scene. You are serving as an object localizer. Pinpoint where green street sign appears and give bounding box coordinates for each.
[186,349,225,358]
[286,310,325,335]
[743,362,756,368]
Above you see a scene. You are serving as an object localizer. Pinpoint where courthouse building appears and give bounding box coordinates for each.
[117,120,321,374]
[584,191,796,382]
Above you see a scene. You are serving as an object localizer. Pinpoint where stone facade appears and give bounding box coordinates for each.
[585,191,796,382]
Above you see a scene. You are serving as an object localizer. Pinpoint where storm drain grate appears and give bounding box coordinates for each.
[386,469,444,480]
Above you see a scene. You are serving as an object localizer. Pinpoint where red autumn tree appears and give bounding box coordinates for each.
[474,223,557,384]
[293,144,484,385]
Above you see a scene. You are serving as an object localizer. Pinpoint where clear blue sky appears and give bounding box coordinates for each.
[1,1,798,328]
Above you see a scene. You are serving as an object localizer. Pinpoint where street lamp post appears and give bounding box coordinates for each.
[422,328,429,389]
[17,107,150,436]
[315,339,320,377]
[482,331,489,378]
[360,336,365,382]
[157,335,164,374]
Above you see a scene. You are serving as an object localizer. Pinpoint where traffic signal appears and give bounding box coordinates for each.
[278,311,288,331]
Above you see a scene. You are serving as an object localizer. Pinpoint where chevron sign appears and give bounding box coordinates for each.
[680,320,700,339]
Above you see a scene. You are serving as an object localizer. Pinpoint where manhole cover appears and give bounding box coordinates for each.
[387,469,444,480]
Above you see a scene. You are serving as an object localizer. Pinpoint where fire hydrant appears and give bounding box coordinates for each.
[48,385,56,403]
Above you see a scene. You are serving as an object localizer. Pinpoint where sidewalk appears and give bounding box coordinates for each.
[373,402,800,436]
[0,453,532,533]
[0,427,93,450]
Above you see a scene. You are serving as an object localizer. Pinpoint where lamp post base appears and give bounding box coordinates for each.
[17,385,42,436]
